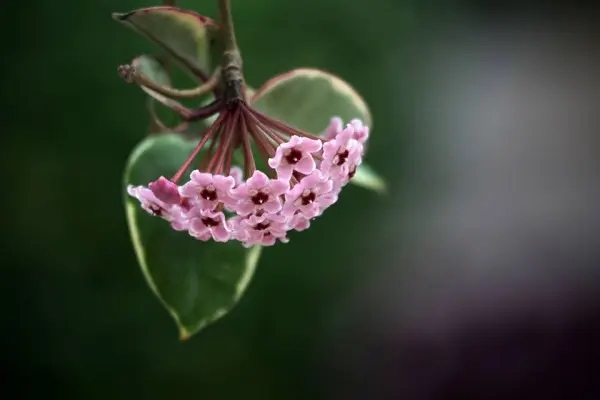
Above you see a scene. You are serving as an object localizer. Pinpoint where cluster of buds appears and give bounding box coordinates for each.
[128,109,369,246]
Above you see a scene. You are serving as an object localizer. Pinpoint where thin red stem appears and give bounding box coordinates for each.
[241,104,286,144]
[219,107,240,174]
[222,139,235,175]
[171,112,227,182]
[200,129,219,170]
[244,112,276,163]
[207,107,239,174]
[206,120,229,173]
[239,110,256,177]
[249,107,322,140]
[187,98,225,121]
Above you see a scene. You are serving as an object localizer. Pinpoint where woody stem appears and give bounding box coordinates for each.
[218,0,244,104]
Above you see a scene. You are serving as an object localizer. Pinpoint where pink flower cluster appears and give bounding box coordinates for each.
[127,118,369,246]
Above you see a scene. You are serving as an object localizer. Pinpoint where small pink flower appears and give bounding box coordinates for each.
[179,171,236,210]
[323,116,343,140]
[229,166,244,186]
[239,213,289,247]
[169,198,197,232]
[282,170,338,218]
[127,185,180,221]
[287,213,311,232]
[321,128,363,185]
[348,119,369,143]
[188,208,231,242]
[170,216,190,232]
[148,176,181,205]
[268,136,322,180]
[229,215,250,242]
[231,170,288,215]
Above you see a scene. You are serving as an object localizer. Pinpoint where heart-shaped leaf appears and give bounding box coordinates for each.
[124,134,261,339]
[113,7,218,78]
[251,68,385,193]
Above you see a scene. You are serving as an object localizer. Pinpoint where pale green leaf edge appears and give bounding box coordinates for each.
[123,135,262,340]
[353,164,387,194]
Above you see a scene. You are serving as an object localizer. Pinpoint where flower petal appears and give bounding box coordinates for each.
[294,156,316,175]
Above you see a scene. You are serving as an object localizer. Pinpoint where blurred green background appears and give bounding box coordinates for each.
[2,0,598,399]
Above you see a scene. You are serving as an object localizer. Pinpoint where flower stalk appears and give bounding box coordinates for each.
[218,0,245,106]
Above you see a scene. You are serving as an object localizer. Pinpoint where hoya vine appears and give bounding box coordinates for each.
[114,0,384,338]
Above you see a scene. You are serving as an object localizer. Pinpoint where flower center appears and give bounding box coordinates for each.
[301,190,316,205]
[251,191,269,205]
[254,222,271,230]
[335,149,349,166]
[149,204,163,217]
[201,217,220,227]
[200,185,218,201]
[285,148,303,164]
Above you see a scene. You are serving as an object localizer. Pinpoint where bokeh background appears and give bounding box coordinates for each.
[1,0,598,398]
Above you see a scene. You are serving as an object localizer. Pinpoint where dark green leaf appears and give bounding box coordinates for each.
[124,134,261,339]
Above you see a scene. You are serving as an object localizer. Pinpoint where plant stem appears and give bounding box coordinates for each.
[125,65,221,99]
[218,0,244,104]
[219,0,238,52]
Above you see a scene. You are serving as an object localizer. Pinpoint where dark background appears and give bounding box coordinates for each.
[1,0,598,398]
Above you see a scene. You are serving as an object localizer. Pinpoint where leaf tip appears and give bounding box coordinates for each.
[111,12,129,21]
[373,178,388,195]
[178,326,192,341]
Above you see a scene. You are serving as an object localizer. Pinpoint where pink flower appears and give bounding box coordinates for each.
[188,208,231,242]
[229,166,244,186]
[238,213,289,247]
[320,128,363,185]
[148,176,181,205]
[268,136,322,180]
[287,213,311,232]
[231,170,288,215]
[348,119,369,143]
[228,215,250,242]
[323,116,343,140]
[170,217,190,232]
[179,171,236,210]
[282,170,338,219]
[127,185,180,221]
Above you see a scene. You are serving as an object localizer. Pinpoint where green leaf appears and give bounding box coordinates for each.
[251,68,385,193]
[124,134,261,339]
[251,68,372,133]
[113,7,218,78]
[353,164,387,194]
